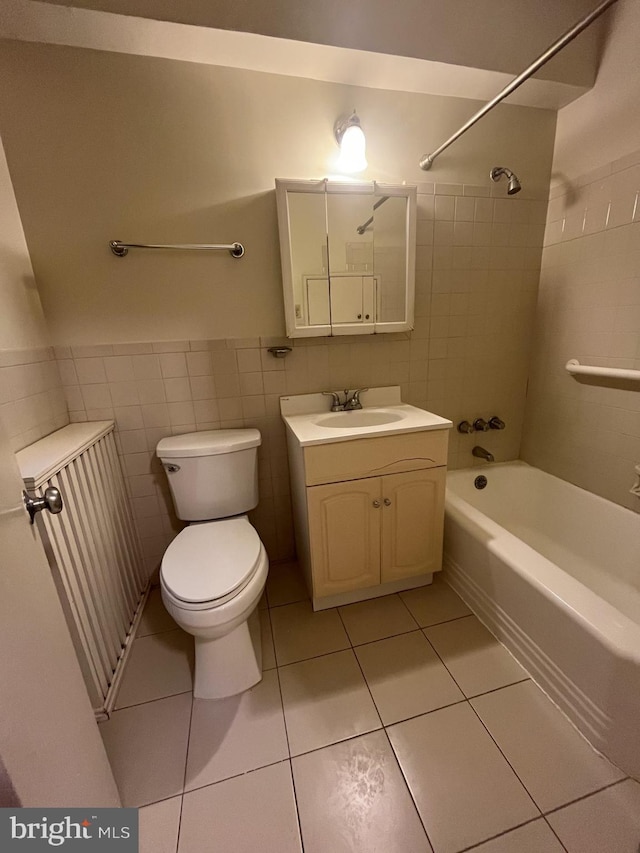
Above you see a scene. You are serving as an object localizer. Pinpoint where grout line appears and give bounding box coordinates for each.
[456,815,550,853]
[542,777,631,817]
[380,725,436,852]
[107,689,193,714]
[175,691,195,853]
[273,657,305,851]
[176,758,292,800]
[542,816,570,853]
[267,595,310,610]
[465,677,531,701]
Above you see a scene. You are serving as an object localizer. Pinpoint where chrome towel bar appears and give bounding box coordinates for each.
[109,240,245,258]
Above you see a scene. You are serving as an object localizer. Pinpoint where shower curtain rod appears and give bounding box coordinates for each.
[419,0,619,171]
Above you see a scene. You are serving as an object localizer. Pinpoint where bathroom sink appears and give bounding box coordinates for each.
[280,387,453,446]
[314,410,406,428]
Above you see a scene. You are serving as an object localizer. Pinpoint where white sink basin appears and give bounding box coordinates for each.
[280,387,453,446]
[314,410,406,428]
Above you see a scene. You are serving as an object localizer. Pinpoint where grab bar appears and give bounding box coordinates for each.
[566,360,640,381]
[109,240,245,258]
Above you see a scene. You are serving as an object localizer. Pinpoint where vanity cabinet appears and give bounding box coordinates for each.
[308,467,446,599]
[290,427,449,608]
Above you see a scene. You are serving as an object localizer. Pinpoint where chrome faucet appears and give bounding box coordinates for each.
[322,389,368,412]
[472,446,494,463]
[344,388,368,411]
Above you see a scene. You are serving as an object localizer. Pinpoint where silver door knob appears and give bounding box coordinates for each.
[383,498,391,506]
[23,487,64,525]
[372,499,381,508]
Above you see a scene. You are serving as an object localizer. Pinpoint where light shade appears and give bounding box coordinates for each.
[334,112,367,173]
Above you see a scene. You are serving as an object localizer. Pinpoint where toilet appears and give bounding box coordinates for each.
[156,429,269,699]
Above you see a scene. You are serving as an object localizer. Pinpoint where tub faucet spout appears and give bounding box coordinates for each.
[472,446,494,463]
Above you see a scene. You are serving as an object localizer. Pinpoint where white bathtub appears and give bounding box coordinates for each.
[444,461,640,779]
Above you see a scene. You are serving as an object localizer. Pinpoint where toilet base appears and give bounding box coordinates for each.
[193,608,263,699]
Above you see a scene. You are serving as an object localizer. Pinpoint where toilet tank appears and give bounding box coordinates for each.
[157,429,261,521]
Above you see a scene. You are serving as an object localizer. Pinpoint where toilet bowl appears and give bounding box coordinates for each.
[156,429,268,699]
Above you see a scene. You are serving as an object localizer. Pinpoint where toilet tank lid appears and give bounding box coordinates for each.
[157,429,261,458]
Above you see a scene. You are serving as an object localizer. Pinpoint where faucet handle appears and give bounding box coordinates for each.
[489,416,505,430]
[457,420,474,434]
[473,418,489,432]
[322,391,344,411]
[351,388,368,403]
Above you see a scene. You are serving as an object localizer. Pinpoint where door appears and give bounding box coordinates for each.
[381,467,446,583]
[0,418,119,806]
[307,477,381,597]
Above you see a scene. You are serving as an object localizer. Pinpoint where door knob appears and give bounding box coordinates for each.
[23,487,64,525]
[383,498,391,506]
[372,499,381,508]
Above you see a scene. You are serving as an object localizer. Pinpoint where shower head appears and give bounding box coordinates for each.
[490,166,521,195]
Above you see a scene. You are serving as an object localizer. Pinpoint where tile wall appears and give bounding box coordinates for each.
[0,346,68,451]
[521,148,640,511]
[6,180,547,575]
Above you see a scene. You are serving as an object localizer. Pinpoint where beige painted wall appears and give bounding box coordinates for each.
[0,40,555,346]
[0,136,50,350]
[552,0,640,181]
[37,0,604,87]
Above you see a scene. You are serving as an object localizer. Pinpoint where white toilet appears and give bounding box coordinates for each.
[156,429,269,699]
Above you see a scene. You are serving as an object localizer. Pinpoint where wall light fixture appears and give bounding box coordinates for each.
[334,111,367,173]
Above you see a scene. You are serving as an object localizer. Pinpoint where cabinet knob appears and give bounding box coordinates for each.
[372,499,381,508]
[383,498,391,506]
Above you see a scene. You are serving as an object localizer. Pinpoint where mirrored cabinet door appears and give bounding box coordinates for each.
[276,179,416,338]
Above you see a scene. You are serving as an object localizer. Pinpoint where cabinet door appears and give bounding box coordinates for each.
[307,478,381,597]
[381,467,446,583]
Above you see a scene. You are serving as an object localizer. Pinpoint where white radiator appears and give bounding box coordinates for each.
[17,421,147,718]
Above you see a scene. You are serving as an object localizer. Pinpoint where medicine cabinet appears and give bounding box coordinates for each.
[275,179,416,337]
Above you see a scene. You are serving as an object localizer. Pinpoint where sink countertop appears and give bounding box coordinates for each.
[280,386,452,446]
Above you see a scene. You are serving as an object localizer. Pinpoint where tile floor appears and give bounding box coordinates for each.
[100,566,640,853]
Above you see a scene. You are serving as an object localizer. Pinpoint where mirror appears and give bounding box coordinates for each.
[275,180,416,337]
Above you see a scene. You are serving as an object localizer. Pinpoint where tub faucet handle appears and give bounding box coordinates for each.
[457,420,474,434]
[473,418,489,432]
[489,416,505,430]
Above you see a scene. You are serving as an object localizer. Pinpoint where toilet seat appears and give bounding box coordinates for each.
[161,517,262,608]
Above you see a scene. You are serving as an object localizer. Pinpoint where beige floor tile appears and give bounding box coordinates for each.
[355,631,464,725]
[338,594,418,646]
[388,702,538,853]
[115,629,193,708]
[547,780,640,853]
[270,601,350,665]
[179,762,302,853]
[424,615,526,697]
[292,730,432,853]
[100,693,192,807]
[260,608,276,670]
[139,796,182,853]
[399,577,471,627]
[279,649,381,756]
[472,681,625,812]
[468,820,564,853]
[137,587,178,637]
[267,560,309,607]
[184,669,288,790]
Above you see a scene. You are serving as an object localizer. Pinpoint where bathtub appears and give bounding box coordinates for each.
[444,461,640,779]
